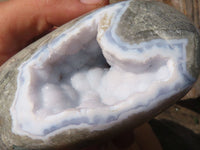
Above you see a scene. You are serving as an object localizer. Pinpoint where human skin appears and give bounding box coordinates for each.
[0,0,162,150]
[0,0,109,65]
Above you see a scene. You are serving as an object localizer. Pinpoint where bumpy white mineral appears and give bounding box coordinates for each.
[0,0,200,149]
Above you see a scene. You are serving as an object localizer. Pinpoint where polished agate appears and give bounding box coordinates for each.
[10,1,196,139]
[0,0,199,149]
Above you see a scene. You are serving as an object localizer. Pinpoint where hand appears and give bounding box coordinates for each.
[0,0,108,65]
[81,123,163,150]
[0,0,163,150]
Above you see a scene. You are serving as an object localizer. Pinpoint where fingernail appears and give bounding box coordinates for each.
[80,0,104,4]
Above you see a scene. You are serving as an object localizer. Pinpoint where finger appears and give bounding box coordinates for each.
[134,123,163,150]
[112,130,135,149]
[39,0,109,26]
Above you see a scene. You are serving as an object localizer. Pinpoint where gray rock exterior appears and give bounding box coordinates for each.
[116,0,200,78]
[0,0,199,149]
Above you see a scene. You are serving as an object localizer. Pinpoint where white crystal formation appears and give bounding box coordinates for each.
[10,1,196,140]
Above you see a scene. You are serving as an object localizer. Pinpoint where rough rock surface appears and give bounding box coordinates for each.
[0,0,199,150]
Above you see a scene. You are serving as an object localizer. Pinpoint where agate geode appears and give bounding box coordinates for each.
[0,0,200,149]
